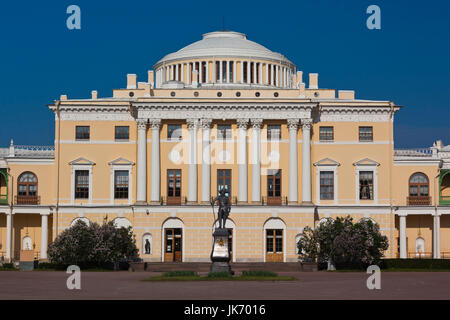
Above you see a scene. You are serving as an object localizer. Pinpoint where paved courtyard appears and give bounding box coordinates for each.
[1,271,450,300]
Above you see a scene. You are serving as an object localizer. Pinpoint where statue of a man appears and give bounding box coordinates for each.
[144,239,151,254]
[211,188,231,229]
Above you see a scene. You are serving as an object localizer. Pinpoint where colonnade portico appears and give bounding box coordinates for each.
[156,60,293,88]
[135,116,313,205]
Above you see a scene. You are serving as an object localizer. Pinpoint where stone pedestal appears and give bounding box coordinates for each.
[210,228,232,274]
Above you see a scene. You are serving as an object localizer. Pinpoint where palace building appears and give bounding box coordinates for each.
[0,30,449,263]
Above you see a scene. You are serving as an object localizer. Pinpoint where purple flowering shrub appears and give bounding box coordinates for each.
[297,216,388,268]
[48,219,138,267]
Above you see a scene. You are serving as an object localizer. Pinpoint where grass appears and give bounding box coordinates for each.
[143,269,297,281]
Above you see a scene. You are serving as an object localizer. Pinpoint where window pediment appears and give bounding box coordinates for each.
[314,158,340,167]
[108,157,135,166]
[353,158,379,167]
[69,157,95,166]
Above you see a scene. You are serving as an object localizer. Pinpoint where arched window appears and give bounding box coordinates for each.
[408,173,430,205]
[17,172,38,204]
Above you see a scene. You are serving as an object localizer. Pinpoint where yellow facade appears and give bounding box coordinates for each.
[0,30,449,263]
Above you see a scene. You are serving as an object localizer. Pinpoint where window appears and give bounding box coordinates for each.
[359,126,373,142]
[76,126,90,140]
[409,173,429,197]
[267,169,281,204]
[359,171,373,200]
[114,170,129,199]
[266,229,283,253]
[18,172,37,197]
[75,170,89,199]
[115,126,129,140]
[320,171,334,200]
[167,124,182,140]
[217,169,231,197]
[319,126,334,141]
[267,125,281,141]
[217,124,231,140]
[167,169,181,204]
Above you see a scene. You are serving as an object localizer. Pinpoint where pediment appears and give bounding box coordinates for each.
[314,158,340,166]
[108,157,135,166]
[69,157,96,166]
[353,158,380,166]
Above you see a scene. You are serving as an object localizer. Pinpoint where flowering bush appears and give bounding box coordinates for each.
[297,216,388,269]
[48,219,138,268]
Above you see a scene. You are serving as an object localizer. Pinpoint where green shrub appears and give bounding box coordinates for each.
[163,270,197,277]
[242,270,277,277]
[0,262,14,269]
[380,259,450,270]
[207,271,232,278]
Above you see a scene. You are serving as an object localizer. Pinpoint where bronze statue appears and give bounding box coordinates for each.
[211,188,231,229]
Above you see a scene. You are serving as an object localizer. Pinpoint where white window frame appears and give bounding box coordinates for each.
[108,158,134,204]
[354,159,379,204]
[69,158,95,205]
[314,158,339,205]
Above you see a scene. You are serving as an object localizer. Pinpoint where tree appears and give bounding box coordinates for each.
[48,219,138,268]
[297,216,388,270]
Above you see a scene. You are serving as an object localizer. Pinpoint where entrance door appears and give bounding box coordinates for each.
[266,229,283,262]
[164,228,182,262]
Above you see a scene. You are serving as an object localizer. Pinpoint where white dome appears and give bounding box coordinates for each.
[155,31,295,68]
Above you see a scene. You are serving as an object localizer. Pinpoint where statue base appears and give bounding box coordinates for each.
[210,228,232,274]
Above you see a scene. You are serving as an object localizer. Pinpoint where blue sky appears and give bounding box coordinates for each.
[0,0,448,148]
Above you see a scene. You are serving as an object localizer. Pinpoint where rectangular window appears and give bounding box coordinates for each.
[168,124,182,140]
[217,169,231,197]
[114,170,129,199]
[320,171,334,200]
[266,229,283,253]
[359,126,373,142]
[319,126,334,141]
[115,126,129,140]
[267,169,281,205]
[217,124,231,140]
[267,125,281,141]
[167,169,181,203]
[75,170,89,199]
[76,126,90,140]
[359,171,374,200]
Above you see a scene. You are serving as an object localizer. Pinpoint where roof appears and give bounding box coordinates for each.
[155,31,294,67]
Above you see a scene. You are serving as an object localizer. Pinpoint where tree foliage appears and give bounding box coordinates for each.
[48,219,138,268]
[297,216,389,268]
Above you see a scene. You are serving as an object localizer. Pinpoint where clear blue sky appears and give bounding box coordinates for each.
[0,0,448,148]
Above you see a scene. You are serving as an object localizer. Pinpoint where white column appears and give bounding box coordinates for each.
[5,211,12,261]
[265,63,268,84]
[205,61,209,83]
[237,119,249,203]
[301,119,312,203]
[187,119,198,203]
[150,119,161,203]
[288,119,299,203]
[199,62,203,83]
[181,63,184,83]
[240,61,244,83]
[270,64,274,85]
[259,63,263,84]
[137,119,148,203]
[251,119,262,202]
[201,119,212,203]
[434,214,441,259]
[399,214,407,259]
[253,62,257,84]
[247,61,251,84]
[233,61,237,83]
[170,65,174,80]
[175,64,179,81]
[276,65,279,87]
[40,213,49,259]
[212,61,216,84]
[226,60,230,83]
[219,61,223,83]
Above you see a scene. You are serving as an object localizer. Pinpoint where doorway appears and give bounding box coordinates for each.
[164,228,182,262]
